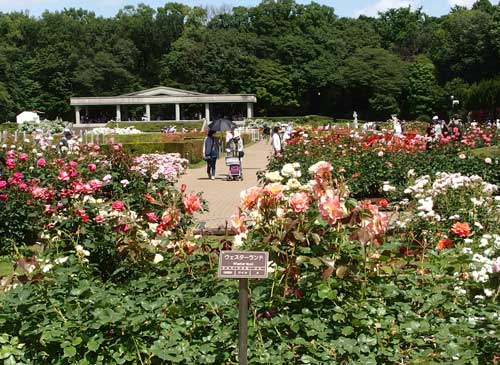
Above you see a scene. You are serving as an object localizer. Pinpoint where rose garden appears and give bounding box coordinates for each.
[0,119,498,364]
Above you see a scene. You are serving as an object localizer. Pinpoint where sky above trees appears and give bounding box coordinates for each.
[1,0,498,18]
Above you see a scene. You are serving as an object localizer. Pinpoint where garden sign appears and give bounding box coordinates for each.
[218,251,269,365]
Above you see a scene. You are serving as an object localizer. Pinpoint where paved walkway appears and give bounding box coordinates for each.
[178,140,272,229]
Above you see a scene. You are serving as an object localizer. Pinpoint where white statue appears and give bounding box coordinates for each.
[353,111,358,129]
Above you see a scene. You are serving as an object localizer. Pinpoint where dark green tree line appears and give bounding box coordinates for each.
[1,0,499,121]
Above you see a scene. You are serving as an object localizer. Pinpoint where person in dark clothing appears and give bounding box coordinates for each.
[203,130,219,180]
[263,125,271,142]
[425,121,435,150]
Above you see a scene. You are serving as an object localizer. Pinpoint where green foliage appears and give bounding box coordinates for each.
[416,114,431,123]
[406,57,442,118]
[1,2,500,120]
[18,119,68,133]
[0,123,18,132]
[336,47,407,119]
[466,78,500,112]
[106,121,204,133]
[103,141,204,163]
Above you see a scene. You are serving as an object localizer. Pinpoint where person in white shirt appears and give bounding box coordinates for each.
[272,126,282,155]
[225,129,234,143]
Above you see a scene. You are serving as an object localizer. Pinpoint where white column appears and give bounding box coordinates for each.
[75,106,81,125]
[246,103,254,119]
[145,104,151,121]
[116,105,121,122]
[205,103,210,122]
[175,103,181,121]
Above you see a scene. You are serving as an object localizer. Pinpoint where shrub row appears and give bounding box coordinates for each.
[102,140,204,163]
[106,121,204,133]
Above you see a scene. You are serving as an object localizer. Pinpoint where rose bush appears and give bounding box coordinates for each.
[266,127,500,199]
[0,139,203,283]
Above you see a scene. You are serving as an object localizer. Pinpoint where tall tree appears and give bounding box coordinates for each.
[406,56,442,117]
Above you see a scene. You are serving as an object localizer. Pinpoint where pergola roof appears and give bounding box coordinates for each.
[121,86,204,97]
[70,86,257,106]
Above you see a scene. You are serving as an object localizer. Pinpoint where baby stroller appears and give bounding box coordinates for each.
[225,137,244,181]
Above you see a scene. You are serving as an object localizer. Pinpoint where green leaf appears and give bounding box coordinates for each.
[63,346,77,358]
[0,260,13,276]
[336,266,348,279]
[342,326,354,336]
[87,340,99,352]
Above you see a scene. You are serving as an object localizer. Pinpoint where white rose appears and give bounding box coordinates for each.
[153,254,164,264]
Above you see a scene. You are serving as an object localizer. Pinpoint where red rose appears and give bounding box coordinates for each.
[379,198,389,209]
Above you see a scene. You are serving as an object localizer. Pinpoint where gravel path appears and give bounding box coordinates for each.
[178,140,272,229]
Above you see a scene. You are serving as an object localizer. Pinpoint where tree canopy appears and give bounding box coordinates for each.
[0,0,499,121]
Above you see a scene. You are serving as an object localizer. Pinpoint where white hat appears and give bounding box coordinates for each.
[432,116,439,120]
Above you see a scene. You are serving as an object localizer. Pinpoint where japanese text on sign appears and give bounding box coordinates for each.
[218,251,268,279]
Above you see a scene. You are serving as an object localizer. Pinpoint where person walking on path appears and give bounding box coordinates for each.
[203,130,219,180]
[271,126,282,155]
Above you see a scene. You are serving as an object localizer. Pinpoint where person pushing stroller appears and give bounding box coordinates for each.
[225,130,244,180]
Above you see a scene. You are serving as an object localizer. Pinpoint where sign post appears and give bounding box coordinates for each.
[238,278,248,365]
[218,251,268,365]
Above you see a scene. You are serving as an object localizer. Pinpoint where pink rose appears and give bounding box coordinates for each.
[58,170,70,181]
[318,195,345,225]
[183,193,202,214]
[112,201,125,211]
[87,163,97,172]
[37,158,46,167]
[19,153,28,161]
[6,158,15,169]
[93,216,105,223]
[0,180,7,189]
[88,179,103,190]
[289,192,310,213]
[146,212,158,223]
[0,194,8,201]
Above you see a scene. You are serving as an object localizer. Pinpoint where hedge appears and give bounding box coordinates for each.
[471,145,500,158]
[106,121,204,133]
[0,123,20,132]
[102,140,204,163]
[100,132,254,164]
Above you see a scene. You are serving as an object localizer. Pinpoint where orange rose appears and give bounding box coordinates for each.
[436,238,453,251]
[450,222,470,238]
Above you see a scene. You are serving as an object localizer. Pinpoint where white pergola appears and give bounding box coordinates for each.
[70,86,257,124]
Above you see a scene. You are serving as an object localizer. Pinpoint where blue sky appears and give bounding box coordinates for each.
[0,0,498,18]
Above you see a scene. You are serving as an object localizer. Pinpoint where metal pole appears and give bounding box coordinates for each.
[239,278,248,365]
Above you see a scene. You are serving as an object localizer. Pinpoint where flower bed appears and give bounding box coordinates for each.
[0,140,201,283]
[266,127,500,199]
[1,125,499,364]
